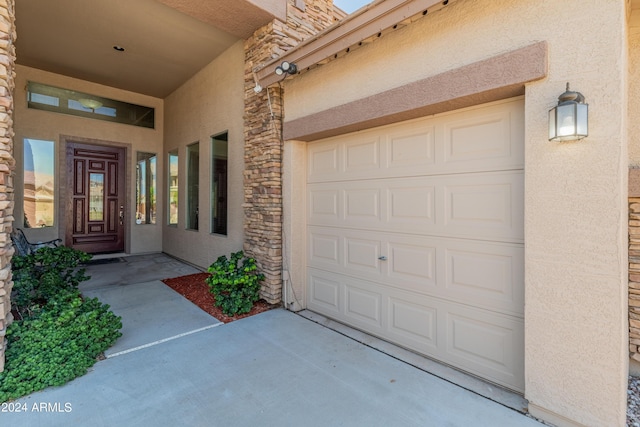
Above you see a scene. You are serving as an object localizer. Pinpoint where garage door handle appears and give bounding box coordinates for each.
[378,256,387,261]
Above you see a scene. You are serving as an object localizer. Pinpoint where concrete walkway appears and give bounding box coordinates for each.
[1,254,544,427]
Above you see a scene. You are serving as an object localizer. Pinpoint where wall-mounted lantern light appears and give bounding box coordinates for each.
[275,61,297,76]
[548,83,588,141]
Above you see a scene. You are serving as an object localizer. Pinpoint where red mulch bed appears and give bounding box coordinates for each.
[162,272,277,323]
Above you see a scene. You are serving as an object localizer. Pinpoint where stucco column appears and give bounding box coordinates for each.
[524,39,629,427]
[282,139,306,311]
[0,0,16,373]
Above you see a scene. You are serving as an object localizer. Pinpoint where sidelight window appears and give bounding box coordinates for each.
[211,132,228,235]
[136,152,157,225]
[168,150,178,226]
[23,138,55,228]
[186,143,199,231]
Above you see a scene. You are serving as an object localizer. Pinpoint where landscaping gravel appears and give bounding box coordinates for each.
[629,376,640,426]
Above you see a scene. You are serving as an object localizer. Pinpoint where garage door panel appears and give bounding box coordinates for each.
[310,227,436,293]
[345,284,383,328]
[446,307,524,392]
[445,243,524,316]
[309,227,521,315]
[388,297,438,353]
[310,232,340,265]
[307,269,524,392]
[443,111,512,163]
[345,188,381,220]
[345,237,383,275]
[308,269,385,332]
[388,184,436,225]
[307,99,524,183]
[309,172,523,243]
[309,188,339,220]
[344,137,381,172]
[308,273,341,314]
[306,98,524,392]
[386,124,435,170]
[388,242,436,285]
[308,143,339,179]
[443,172,524,242]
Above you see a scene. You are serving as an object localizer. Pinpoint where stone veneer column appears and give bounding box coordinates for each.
[630,168,640,362]
[0,0,15,373]
[244,0,335,304]
[631,198,640,358]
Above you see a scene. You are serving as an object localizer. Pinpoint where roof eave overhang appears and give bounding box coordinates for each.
[156,0,287,39]
[256,0,457,87]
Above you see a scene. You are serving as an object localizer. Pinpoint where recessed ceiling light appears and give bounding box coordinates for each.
[113,46,125,52]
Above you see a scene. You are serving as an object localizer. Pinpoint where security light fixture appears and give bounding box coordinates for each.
[275,61,297,76]
[548,83,588,142]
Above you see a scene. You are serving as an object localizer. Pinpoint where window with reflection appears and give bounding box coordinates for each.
[186,143,199,231]
[89,173,105,221]
[211,132,228,235]
[27,81,154,128]
[168,150,178,226]
[23,138,55,228]
[136,152,157,225]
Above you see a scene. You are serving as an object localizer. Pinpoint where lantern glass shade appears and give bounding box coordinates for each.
[548,100,588,141]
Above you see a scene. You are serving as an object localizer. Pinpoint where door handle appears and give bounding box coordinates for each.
[119,205,124,226]
[378,256,387,261]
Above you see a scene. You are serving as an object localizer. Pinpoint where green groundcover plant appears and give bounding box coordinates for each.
[0,246,122,403]
[206,251,265,316]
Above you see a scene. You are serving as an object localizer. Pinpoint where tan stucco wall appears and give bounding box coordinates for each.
[163,41,245,269]
[14,65,165,254]
[282,139,306,311]
[282,0,629,425]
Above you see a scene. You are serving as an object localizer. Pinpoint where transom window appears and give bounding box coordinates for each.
[27,81,155,129]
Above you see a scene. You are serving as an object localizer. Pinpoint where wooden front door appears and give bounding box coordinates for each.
[66,142,125,253]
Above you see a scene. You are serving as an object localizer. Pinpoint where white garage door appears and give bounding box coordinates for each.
[306,98,525,392]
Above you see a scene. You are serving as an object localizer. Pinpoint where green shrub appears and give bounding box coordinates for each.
[0,245,122,402]
[11,246,92,319]
[206,251,265,316]
[0,291,122,402]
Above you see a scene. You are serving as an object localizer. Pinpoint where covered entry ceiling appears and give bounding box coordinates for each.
[15,0,284,98]
[306,98,525,392]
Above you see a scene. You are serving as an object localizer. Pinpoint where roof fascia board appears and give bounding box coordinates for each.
[257,0,452,87]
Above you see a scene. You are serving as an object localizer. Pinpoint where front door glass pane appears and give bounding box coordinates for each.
[89,173,104,221]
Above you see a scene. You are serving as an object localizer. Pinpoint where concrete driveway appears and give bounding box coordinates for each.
[0,254,544,427]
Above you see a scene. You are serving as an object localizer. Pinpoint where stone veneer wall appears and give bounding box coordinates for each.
[631,198,640,360]
[243,0,335,304]
[631,169,640,361]
[0,0,15,372]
